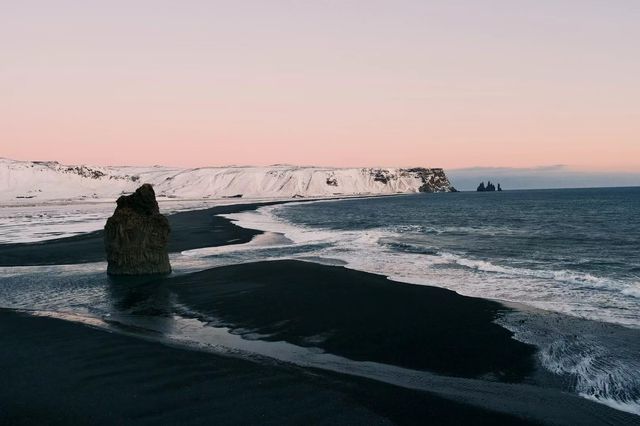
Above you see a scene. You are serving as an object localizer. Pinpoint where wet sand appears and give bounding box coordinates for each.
[0,202,274,266]
[0,310,535,425]
[167,260,534,380]
[2,200,640,424]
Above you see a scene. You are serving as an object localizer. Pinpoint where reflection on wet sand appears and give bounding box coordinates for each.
[106,275,174,336]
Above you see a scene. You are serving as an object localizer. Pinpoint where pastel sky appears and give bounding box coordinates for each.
[2,1,639,170]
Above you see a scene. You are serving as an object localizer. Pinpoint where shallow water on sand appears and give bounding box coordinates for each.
[225,188,640,328]
[219,188,640,415]
[1,189,640,417]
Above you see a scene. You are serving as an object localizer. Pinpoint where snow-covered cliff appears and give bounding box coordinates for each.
[0,158,455,203]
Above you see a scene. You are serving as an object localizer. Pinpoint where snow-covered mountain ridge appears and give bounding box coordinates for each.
[0,158,455,203]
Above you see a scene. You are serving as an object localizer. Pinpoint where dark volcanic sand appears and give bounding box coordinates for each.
[167,260,534,380]
[0,310,536,426]
[3,200,640,424]
[109,263,640,424]
[0,202,273,266]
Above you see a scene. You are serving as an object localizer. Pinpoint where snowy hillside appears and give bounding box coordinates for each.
[0,158,455,203]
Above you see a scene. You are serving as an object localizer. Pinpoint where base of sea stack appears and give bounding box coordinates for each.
[106,256,172,276]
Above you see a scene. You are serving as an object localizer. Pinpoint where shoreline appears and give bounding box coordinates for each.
[4,308,639,425]
[0,193,412,265]
[0,309,539,425]
[0,192,406,207]
[2,198,640,423]
[3,265,639,424]
[224,198,640,328]
[165,260,535,379]
[0,201,277,266]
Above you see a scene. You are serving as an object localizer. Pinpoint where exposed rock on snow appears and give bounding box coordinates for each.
[408,168,458,193]
[0,158,456,202]
[104,184,171,275]
[326,173,338,187]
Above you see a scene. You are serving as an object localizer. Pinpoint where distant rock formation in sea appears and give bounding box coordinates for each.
[0,158,456,201]
[477,181,501,192]
[104,184,171,275]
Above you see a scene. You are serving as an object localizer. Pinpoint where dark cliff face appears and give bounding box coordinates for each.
[406,168,457,193]
[358,168,456,193]
[104,184,171,275]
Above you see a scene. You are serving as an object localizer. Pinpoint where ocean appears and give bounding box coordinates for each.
[240,187,640,327]
[1,187,639,417]
[223,187,640,414]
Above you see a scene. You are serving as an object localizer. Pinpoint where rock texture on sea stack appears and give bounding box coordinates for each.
[104,184,171,275]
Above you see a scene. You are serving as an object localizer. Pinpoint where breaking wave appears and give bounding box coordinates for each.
[223,203,640,327]
[221,200,640,416]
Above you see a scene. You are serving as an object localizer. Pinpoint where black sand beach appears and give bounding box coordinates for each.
[2,200,640,425]
[0,309,537,426]
[0,202,272,266]
[168,260,534,379]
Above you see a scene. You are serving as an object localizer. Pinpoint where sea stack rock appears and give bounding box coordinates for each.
[104,184,171,275]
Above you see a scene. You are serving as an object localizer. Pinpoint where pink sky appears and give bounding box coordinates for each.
[2,1,639,170]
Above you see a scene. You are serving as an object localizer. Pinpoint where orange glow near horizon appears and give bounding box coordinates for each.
[2,1,639,171]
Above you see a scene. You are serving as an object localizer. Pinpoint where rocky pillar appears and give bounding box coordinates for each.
[104,184,171,275]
